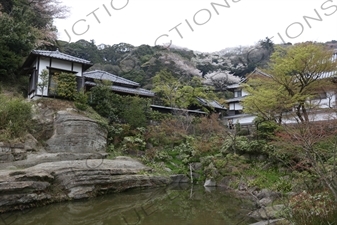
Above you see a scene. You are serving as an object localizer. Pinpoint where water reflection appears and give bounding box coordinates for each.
[1,184,257,225]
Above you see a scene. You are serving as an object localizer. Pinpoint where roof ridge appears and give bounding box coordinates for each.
[32,49,92,64]
[83,70,140,86]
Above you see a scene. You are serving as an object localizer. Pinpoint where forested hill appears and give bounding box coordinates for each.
[56,38,276,89]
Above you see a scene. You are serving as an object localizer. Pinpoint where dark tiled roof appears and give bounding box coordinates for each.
[226,96,245,103]
[31,49,92,65]
[83,70,139,87]
[226,83,241,89]
[319,53,337,79]
[21,49,93,72]
[197,97,226,110]
[150,105,207,114]
[85,81,154,97]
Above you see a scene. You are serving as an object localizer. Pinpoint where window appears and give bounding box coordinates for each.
[234,90,242,98]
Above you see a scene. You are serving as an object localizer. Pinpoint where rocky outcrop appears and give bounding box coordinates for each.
[46,111,107,153]
[0,134,41,163]
[249,204,285,221]
[0,156,171,213]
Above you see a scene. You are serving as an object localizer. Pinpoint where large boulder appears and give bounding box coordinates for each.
[46,111,107,153]
[0,157,171,213]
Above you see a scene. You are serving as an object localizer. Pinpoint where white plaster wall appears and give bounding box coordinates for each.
[72,63,83,76]
[224,115,256,125]
[229,102,243,111]
[242,89,249,97]
[307,92,336,109]
[51,58,72,71]
[283,111,337,124]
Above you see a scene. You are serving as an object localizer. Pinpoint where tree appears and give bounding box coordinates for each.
[276,119,337,202]
[152,69,181,107]
[242,76,293,124]
[243,42,337,124]
[88,81,123,123]
[203,70,241,92]
[152,69,216,110]
[37,69,49,97]
[0,0,68,81]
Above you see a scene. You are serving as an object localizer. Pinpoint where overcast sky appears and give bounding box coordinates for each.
[54,0,337,52]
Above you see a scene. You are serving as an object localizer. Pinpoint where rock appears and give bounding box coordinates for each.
[31,105,55,141]
[0,143,11,153]
[0,153,14,163]
[218,176,236,188]
[5,166,17,170]
[170,174,190,183]
[204,178,216,187]
[12,148,27,161]
[24,134,41,152]
[204,186,216,192]
[259,197,272,206]
[249,204,285,220]
[0,157,171,213]
[0,153,109,170]
[46,111,108,153]
[164,167,172,172]
[256,189,281,200]
[238,182,248,191]
[191,162,202,171]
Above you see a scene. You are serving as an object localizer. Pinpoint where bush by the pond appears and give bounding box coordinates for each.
[289,190,337,225]
[0,95,32,140]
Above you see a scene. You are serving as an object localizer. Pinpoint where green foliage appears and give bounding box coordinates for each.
[255,117,280,140]
[122,127,147,152]
[74,89,88,111]
[55,72,77,100]
[152,69,217,110]
[222,136,274,156]
[0,0,67,82]
[0,9,35,81]
[245,168,292,192]
[119,96,149,128]
[88,82,150,128]
[244,42,337,123]
[61,39,102,63]
[88,83,120,122]
[0,95,32,140]
[37,69,49,96]
[289,191,337,225]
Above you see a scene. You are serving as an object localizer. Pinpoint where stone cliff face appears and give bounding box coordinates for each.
[0,157,171,213]
[0,102,108,163]
[46,111,107,153]
[0,100,185,213]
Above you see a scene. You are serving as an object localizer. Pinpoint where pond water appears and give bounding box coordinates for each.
[0,184,258,225]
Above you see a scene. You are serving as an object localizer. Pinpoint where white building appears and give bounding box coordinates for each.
[21,49,93,99]
[21,49,154,99]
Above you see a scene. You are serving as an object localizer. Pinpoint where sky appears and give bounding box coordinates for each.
[54,0,337,53]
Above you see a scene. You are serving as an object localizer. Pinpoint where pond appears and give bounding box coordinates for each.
[0,184,258,225]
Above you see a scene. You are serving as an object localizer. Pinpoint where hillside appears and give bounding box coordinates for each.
[55,38,276,89]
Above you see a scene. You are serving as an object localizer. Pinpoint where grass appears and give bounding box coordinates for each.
[244,167,292,193]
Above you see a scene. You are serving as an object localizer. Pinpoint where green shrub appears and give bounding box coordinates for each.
[120,96,149,128]
[74,89,88,111]
[55,72,77,100]
[0,95,32,140]
[88,84,120,122]
[255,118,280,140]
[289,190,337,225]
